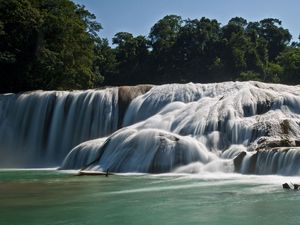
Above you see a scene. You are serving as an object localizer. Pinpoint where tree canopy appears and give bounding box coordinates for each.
[0,0,102,92]
[1,0,300,93]
[105,15,299,86]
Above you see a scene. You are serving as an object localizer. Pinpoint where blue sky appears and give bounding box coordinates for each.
[74,0,299,43]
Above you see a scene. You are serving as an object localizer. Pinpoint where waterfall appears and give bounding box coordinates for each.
[0,89,119,167]
[2,81,300,175]
[61,128,215,173]
[240,148,300,175]
[62,82,300,175]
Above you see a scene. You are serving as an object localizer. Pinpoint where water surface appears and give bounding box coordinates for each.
[0,170,299,225]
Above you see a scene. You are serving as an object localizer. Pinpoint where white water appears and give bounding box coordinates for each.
[2,81,300,175]
[61,128,216,172]
[63,82,300,175]
[0,89,118,167]
[243,148,300,175]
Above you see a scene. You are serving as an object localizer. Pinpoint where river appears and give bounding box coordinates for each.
[1,169,299,225]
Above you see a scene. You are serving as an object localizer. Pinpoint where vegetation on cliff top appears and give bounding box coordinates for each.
[0,0,300,93]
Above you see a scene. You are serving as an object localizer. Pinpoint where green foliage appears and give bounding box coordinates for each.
[257,19,292,60]
[238,71,262,81]
[173,17,222,82]
[149,15,182,51]
[265,63,283,83]
[1,3,300,92]
[0,0,103,92]
[107,32,150,85]
[277,48,300,83]
[93,38,116,86]
[0,0,40,91]
[148,15,183,83]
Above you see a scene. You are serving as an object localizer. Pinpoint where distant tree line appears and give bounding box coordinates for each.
[1,0,300,93]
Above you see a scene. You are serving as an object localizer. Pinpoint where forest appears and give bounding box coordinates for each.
[0,0,300,93]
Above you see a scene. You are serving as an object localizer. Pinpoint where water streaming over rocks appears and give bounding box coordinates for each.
[1,81,300,175]
[0,89,119,167]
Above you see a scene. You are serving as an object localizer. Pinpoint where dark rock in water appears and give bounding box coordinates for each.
[282,183,300,190]
[247,153,258,174]
[295,140,300,146]
[233,151,258,174]
[118,85,153,128]
[283,183,291,189]
[233,151,246,172]
[292,183,300,190]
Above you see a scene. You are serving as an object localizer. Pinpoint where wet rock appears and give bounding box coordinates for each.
[247,153,258,174]
[255,139,294,151]
[283,183,291,189]
[233,151,246,172]
[118,85,153,128]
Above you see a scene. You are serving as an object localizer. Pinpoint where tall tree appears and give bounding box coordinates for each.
[93,38,117,86]
[277,48,300,83]
[250,19,292,61]
[111,32,150,85]
[149,15,183,83]
[174,17,221,82]
[0,0,102,92]
[222,17,268,81]
[0,0,41,92]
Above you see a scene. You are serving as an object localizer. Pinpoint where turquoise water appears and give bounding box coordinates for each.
[0,170,300,225]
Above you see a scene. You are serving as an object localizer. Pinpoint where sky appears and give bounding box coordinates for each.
[74,0,299,44]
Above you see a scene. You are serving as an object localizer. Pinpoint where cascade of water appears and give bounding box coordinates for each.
[62,81,300,174]
[240,148,300,175]
[61,138,107,170]
[0,89,118,167]
[2,81,300,175]
[61,128,215,172]
[123,82,300,148]
[123,82,241,126]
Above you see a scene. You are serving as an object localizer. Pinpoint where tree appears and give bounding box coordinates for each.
[149,15,182,52]
[93,38,116,86]
[111,32,150,85]
[248,19,292,61]
[221,17,270,81]
[238,71,262,81]
[1,5,299,90]
[0,0,102,92]
[148,15,183,83]
[277,48,300,83]
[265,62,282,83]
[174,17,221,82]
[0,0,41,92]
